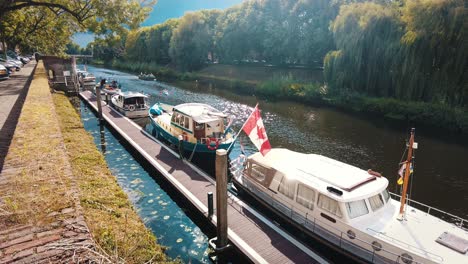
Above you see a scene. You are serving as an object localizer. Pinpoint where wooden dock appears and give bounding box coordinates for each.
[79,91,328,264]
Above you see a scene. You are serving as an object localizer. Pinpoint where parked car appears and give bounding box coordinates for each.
[0,65,9,80]
[6,56,22,68]
[0,58,20,71]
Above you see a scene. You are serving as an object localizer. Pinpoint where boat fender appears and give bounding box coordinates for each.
[128,105,136,111]
[206,137,219,150]
[367,169,383,177]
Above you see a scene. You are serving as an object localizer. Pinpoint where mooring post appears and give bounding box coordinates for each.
[96,86,103,122]
[215,149,229,252]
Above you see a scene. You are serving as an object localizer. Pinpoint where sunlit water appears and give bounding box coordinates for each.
[80,103,210,263]
[86,65,468,220]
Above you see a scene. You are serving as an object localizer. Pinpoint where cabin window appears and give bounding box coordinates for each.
[175,113,181,125]
[251,164,267,182]
[318,194,342,218]
[382,189,390,203]
[369,194,385,211]
[195,122,204,130]
[296,184,315,210]
[345,200,369,219]
[278,176,295,200]
[184,116,190,129]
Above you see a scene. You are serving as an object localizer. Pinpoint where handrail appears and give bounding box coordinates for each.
[389,192,467,230]
[366,227,444,262]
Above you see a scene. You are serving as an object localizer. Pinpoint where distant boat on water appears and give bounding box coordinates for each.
[138,72,156,81]
[231,129,468,264]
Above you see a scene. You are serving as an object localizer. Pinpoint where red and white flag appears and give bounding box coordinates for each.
[243,105,271,156]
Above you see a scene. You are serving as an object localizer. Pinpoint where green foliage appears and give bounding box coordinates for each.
[0,0,156,55]
[325,0,467,107]
[329,94,468,133]
[257,75,324,101]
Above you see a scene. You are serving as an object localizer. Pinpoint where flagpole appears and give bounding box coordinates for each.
[226,103,258,153]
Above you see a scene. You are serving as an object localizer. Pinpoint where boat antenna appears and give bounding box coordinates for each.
[397,128,416,221]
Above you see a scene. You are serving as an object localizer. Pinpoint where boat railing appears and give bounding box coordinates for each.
[389,192,467,230]
[366,227,443,262]
[238,175,430,264]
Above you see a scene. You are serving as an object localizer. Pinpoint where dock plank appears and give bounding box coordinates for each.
[80,91,327,264]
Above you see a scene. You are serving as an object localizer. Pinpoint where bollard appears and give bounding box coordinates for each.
[215,149,228,250]
[96,86,103,122]
[207,192,213,218]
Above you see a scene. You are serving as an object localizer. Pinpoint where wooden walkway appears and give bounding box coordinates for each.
[80,91,328,264]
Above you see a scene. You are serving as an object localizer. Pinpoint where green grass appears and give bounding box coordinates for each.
[53,92,172,263]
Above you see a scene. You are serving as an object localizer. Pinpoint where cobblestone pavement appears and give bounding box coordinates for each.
[0,62,36,171]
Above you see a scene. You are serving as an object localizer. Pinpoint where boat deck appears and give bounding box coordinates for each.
[80,91,327,264]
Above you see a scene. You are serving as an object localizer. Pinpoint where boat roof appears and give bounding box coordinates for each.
[173,103,227,123]
[118,91,148,99]
[248,148,388,201]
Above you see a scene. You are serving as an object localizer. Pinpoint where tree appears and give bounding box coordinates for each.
[0,0,156,55]
[169,10,220,71]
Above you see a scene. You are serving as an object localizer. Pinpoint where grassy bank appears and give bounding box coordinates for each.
[52,93,170,263]
[95,60,468,134]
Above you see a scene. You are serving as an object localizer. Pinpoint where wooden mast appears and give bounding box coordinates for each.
[398,128,415,220]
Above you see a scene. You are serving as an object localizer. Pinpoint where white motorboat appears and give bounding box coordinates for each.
[110,91,149,119]
[231,129,467,264]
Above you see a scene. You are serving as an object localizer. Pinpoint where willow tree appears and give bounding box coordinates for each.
[398,0,467,106]
[325,2,402,97]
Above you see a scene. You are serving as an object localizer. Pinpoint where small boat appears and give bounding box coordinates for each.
[110,91,149,119]
[138,72,156,81]
[231,130,467,264]
[79,72,96,87]
[148,103,235,157]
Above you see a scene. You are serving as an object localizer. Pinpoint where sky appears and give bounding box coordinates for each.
[73,0,244,47]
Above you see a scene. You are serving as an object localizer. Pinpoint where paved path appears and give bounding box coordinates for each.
[0,62,36,172]
[0,62,97,263]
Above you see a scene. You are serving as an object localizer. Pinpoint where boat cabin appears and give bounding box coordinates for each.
[170,103,227,141]
[243,149,391,223]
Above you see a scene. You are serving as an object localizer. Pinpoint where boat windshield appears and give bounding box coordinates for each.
[124,97,146,106]
[346,199,369,219]
[369,193,385,211]
[382,189,390,202]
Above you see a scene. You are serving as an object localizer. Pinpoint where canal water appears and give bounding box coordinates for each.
[86,65,468,221]
[79,103,211,263]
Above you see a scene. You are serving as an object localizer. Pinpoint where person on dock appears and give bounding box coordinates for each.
[100,78,106,89]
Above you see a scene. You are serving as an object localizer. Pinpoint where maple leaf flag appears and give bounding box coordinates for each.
[243,105,271,156]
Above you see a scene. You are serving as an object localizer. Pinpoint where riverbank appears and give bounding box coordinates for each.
[104,60,468,134]
[0,62,168,263]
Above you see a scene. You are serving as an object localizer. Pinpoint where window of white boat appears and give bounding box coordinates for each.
[345,199,369,219]
[369,193,385,211]
[251,163,267,182]
[382,189,390,203]
[296,184,315,210]
[318,194,342,218]
[278,176,296,200]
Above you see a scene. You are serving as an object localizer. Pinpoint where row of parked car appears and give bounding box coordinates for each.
[0,51,33,80]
